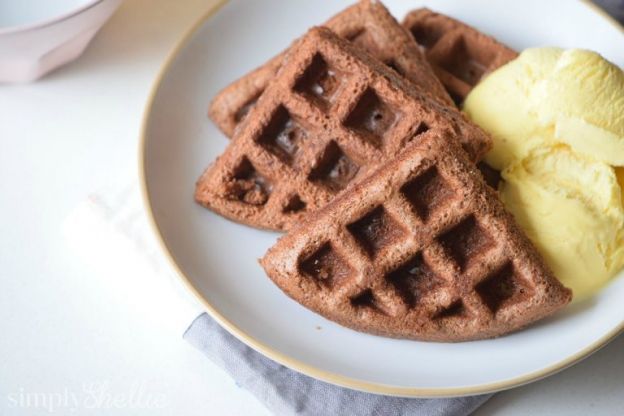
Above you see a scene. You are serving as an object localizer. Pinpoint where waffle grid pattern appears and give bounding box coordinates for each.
[297,161,535,324]
[208,0,452,138]
[196,27,489,230]
[261,130,571,340]
[403,8,518,105]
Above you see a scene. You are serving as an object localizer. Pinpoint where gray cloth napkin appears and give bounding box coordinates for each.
[184,3,623,415]
[595,0,624,23]
[185,313,490,416]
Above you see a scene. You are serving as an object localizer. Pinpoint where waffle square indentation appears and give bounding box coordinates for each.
[387,253,445,308]
[282,194,306,214]
[308,141,360,192]
[438,216,495,270]
[347,206,407,257]
[438,35,495,86]
[346,29,380,55]
[256,106,308,166]
[433,299,468,320]
[407,23,445,49]
[350,288,384,314]
[299,243,354,289]
[475,263,534,313]
[344,88,399,148]
[226,157,272,206]
[401,167,455,220]
[294,53,343,109]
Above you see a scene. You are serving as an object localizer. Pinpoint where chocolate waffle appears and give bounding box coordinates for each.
[261,130,572,341]
[403,8,517,105]
[209,0,453,138]
[195,27,491,231]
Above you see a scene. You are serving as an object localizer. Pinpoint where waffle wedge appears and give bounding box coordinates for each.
[261,129,572,341]
[403,8,517,105]
[195,27,491,231]
[209,0,453,138]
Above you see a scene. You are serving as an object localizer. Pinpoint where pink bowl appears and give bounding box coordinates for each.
[0,0,123,83]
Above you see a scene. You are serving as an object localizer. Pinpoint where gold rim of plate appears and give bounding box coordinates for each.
[138,0,624,397]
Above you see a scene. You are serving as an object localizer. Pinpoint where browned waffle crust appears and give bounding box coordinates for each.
[261,130,572,342]
[195,27,491,231]
[209,0,453,138]
[403,8,518,105]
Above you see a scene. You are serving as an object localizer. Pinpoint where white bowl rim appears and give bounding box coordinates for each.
[0,0,105,36]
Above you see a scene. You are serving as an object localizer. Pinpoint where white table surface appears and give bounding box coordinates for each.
[0,0,622,414]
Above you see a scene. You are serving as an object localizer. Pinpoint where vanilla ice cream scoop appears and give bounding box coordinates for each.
[464,48,624,170]
[532,49,624,166]
[464,47,624,300]
[500,145,624,298]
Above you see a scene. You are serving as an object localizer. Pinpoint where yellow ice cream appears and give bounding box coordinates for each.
[500,146,624,297]
[464,48,624,300]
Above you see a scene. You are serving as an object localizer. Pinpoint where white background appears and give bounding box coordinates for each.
[0,0,622,414]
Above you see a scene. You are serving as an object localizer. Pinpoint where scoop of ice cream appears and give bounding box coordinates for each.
[464,48,624,170]
[532,49,624,166]
[500,146,624,298]
[464,47,624,299]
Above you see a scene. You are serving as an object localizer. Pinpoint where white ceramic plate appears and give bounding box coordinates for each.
[141,0,624,397]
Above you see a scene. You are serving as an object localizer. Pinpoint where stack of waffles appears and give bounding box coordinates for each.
[196,0,571,341]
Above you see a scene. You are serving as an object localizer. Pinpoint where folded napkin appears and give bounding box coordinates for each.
[596,0,624,23]
[185,313,490,416]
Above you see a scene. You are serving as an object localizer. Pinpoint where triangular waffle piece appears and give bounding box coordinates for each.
[403,8,518,105]
[261,130,572,341]
[209,0,453,138]
[195,27,491,231]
